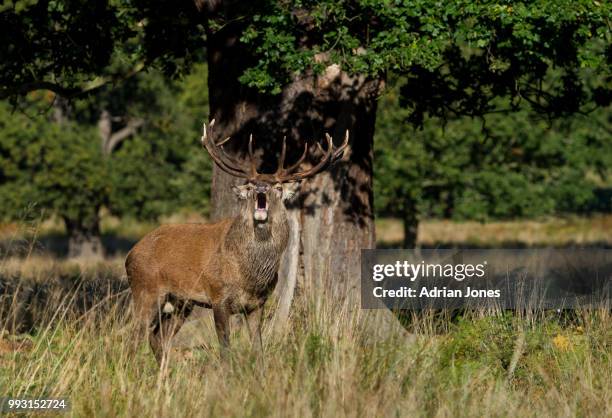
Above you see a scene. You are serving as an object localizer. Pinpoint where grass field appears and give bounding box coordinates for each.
[377,215,612,248]
[0,216,610,417]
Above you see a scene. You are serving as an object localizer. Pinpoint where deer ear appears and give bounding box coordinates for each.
[232,185,249,200]
[282,182,301,202]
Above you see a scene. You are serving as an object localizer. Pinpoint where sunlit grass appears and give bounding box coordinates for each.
[0,215,610,416]
[0,277,609,417]
[377,214,612,248]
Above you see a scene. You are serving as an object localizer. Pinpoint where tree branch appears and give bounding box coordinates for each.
[105,118,145,155]
[0,62,146,100]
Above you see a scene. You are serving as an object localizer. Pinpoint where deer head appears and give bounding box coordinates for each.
[201,119,348,225]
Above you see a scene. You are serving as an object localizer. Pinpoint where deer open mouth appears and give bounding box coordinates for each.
[254,192,268,222]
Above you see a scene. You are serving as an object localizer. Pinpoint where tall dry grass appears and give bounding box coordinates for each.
[0,215,610,417]
[0,262,610,417]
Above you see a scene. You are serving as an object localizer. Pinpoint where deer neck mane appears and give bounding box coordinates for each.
[222,211,289,287]
[228,209,288,241]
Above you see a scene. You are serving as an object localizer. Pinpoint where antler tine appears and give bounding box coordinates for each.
[216,136,232,146]
[277,130,341,182]
[282,143,309,174]
[201,119,251,179]
[214,132,243,167]
[200,120,209,147]
[204,121,348,182]
[271,136,292,179]
[331,130,350,162]
[247,134,259,177]
[217,141,247,168]
[278,136,287,170]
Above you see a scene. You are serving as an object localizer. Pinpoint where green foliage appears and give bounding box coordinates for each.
[439,315,517,378]
[0,101,107,226]
[0,63,212,228]
[2,1,609,118]
[438,313,594,385]
[0,0,128,95]
[304,331,332,370]
[374,78,612,224]
[0,1,609,232]
[0,0,205,100]
[101,64,212,219]
[168,63,212,214]
[106,135,177,220]
[235,0,611,118]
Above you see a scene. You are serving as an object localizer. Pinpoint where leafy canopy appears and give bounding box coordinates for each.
[0,99,106,226]
[236,0,611,119]
[374,79,612,223]
[1,1,609,122]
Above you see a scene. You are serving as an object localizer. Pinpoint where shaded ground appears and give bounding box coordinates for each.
[0,233,138,259]
[0,268,129,334]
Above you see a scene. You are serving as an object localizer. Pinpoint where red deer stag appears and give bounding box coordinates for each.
[126,120,348,363]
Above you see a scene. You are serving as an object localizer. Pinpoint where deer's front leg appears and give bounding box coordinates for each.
[244,306,264,354]
[213,303,231,359]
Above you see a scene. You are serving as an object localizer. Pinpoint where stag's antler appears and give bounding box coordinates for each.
[272,130,349,182]
[202,119,349,182]
[201,119,252,179]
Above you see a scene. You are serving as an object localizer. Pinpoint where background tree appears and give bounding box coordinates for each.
[375,80,612,248]
[0,65,211,257]
[0,99,107,257]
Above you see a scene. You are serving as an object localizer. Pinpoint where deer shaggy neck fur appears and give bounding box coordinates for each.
[225,204,289,294]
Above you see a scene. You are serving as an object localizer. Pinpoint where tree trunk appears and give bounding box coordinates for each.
[202,4,382,310]
[402,203,420,249]
[52,96,104,259]
[64,216,104,259]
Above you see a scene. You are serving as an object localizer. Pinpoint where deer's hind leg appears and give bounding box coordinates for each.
[127,285,159,355]
[149,295,194,365]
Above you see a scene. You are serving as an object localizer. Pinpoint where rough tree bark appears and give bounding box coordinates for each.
[199,2,382,320]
